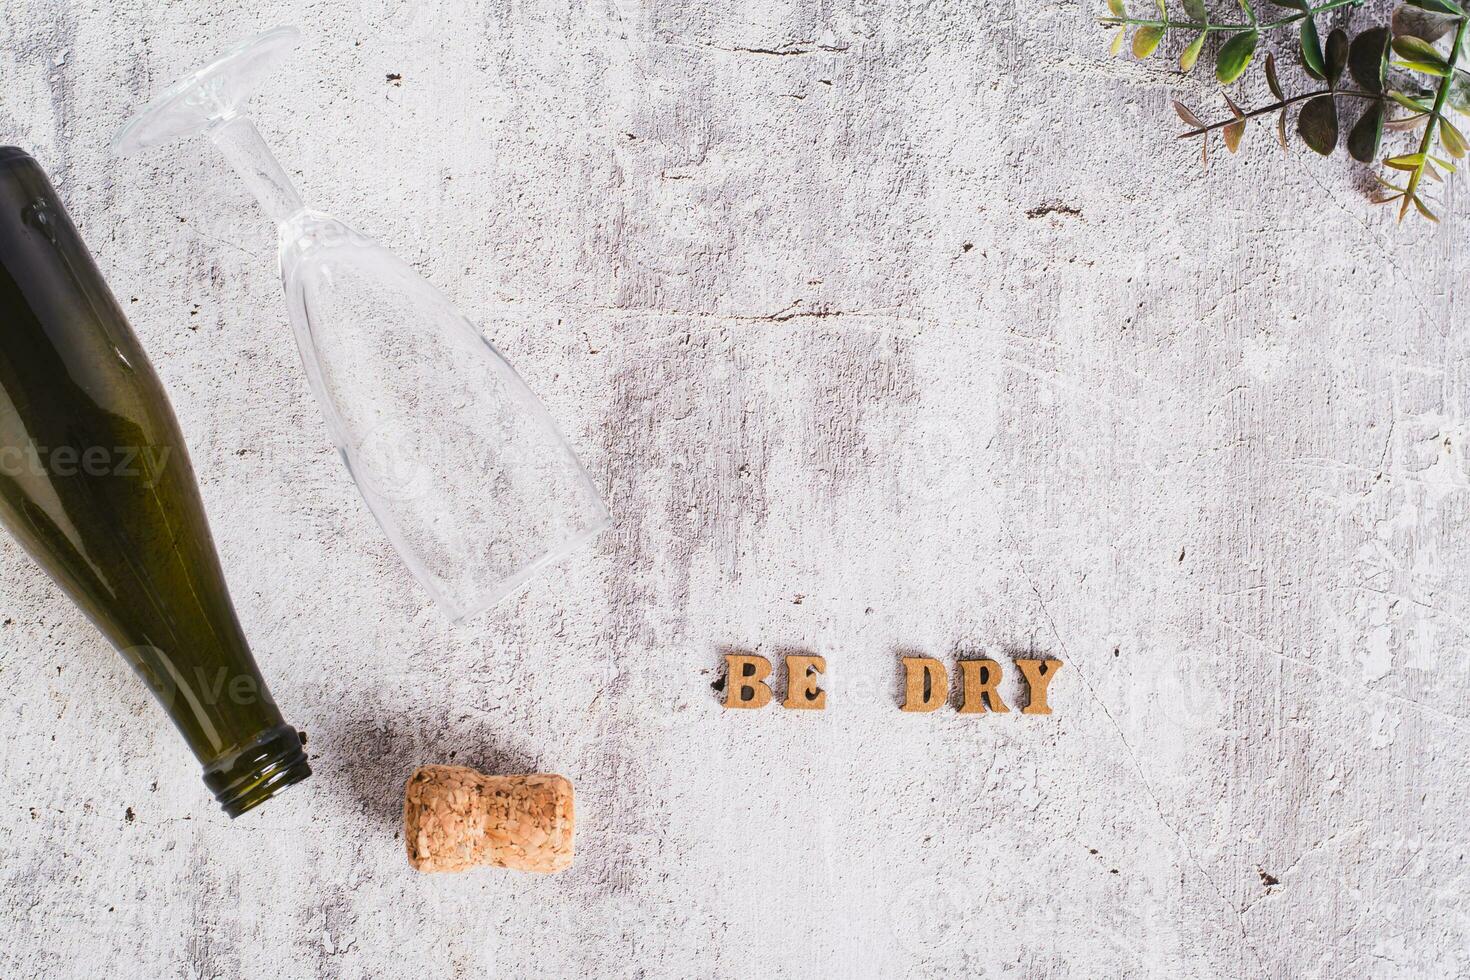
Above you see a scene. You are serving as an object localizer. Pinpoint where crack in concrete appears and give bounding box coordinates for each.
[704,40,851,57]
[988,494,1270,976]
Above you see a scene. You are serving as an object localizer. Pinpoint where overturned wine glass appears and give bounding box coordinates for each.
[114,26,610,622]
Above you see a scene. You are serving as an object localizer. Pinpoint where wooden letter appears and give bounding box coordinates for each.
[957,659,1009,714]
[900,657,947,712]
[723,654,773,709]
[1015,659,1063,715]
[782,654,827,710]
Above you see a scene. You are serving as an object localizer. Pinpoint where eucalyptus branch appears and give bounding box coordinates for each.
[1098,0,1361,32]
[1172,38,1388,159]
[1178,90,1386,137]
[1396,16,1470,219]
[1103,0,1470,221]
[1104,0,1364,84]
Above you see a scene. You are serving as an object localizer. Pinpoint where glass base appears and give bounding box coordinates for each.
[113,26,301,156]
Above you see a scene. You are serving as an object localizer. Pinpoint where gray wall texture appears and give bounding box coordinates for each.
[1,0,1467,977]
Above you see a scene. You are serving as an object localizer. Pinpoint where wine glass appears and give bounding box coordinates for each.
[113,26,610,622]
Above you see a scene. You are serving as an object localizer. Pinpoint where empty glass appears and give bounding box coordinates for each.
[114,26,609,621]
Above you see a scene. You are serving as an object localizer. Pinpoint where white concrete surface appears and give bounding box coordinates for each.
[2,0,1468,976]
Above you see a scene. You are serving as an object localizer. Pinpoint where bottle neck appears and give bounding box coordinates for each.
[201,723,311,817]
[208,115,305,226]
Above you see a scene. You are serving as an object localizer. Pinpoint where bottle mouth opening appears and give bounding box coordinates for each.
[202,724,311,818]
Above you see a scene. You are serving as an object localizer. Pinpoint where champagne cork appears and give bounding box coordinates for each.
[403,765,574,874]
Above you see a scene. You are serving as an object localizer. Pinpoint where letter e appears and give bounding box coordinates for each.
[783,654,827,710]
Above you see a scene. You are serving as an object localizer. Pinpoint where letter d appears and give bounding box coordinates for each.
[900,656,948,712]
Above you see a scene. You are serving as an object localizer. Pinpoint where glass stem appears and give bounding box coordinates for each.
[209,115,305,226]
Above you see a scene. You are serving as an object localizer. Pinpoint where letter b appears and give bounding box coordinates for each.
[723,654,773,709]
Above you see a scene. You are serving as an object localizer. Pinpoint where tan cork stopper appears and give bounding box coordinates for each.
[403,765,574,874]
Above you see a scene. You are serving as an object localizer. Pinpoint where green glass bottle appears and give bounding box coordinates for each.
[0,147,308,816]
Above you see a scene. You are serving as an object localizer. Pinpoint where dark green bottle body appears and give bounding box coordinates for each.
[0,147,308,816]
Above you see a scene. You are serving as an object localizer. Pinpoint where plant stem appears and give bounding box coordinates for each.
[1401,16,1470,215]
[1099,0,1360,33]
[1178,91,1387,137]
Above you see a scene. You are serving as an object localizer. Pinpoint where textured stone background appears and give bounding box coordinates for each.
[2,0,1468,976]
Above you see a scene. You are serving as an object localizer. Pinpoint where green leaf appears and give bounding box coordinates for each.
[1296,94,1338,154]
[1395,58,1452,76]
[1111,26,1127,55]
[1393,35,1451,74]
[1348,102,1386,162]
[1300,18,1326,80]
[1217,30,1260,83]
[1182,0,1208,19]
[1108,0,1126,16]
[1440,116,1469,156]
[1181,31,1207,70]
[1277,108,1289,151]
[1133,25,1164,57]
[1266,52,1285,99]
[1412,195,1439,221]
[1409,0,1466,16]
[1348,27,1391,93]
[1431,155,1458,171]
[1266,0,1308,8]
[1385,152,1427,169]
[1389,89,1435,112]
[1156,0,1167,16]
[1324,28,1348,87]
